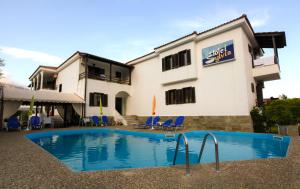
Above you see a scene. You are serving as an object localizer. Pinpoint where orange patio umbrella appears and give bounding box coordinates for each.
[152,95,156,116]
[151,96,156,129]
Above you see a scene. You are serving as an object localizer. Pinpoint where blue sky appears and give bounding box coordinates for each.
[0,0,299,98]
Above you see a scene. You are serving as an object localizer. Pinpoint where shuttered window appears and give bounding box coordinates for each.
[89,93,108,107]
[165,87,196,105]
[162,49,191,72]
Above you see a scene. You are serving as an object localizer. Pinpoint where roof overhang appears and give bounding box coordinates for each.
[2,84,84,104]
[254,32,286,48]
[29,66,57,80]
[127,14,262,65]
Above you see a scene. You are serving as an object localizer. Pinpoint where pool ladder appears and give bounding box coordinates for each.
[173,132,220,176]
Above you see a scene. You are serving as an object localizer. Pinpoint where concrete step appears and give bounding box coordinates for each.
[123,115,139,126]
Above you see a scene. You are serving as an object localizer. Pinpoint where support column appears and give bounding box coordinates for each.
[129,68,131,85]
[63,104,67,127]
[272,36,279,64]
[256,81,264,107]
[40,71,44,90]
[35,104,38,116]
[109,63,112,82]
[84,56,88,118]
[36,75,40,90]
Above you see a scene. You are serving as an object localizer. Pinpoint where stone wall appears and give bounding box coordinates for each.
[136,116,253,132]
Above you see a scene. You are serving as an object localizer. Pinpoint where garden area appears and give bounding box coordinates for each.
[251,96,300,135]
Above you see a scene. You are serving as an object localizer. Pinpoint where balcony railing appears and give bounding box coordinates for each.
[79,72,131,85]
[252,56,280,81]
[254,55,279,68]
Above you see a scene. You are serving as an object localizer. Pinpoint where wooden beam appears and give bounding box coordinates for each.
[272,36,279,64]
[110,63,112,82]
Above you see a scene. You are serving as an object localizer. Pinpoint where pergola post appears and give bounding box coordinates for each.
[63,104,67,127]
[110,63,112,82]
[272,36,279,64]
[35,104,38,116]
[40,71,44,90]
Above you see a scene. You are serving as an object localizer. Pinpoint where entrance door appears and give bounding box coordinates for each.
[115,97,123,115]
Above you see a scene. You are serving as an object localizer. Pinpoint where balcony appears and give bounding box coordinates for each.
[252,56,280,81]
[79,72,131,85]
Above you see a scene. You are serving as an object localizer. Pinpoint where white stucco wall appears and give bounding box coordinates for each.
[85,79,132,116]
[56,59,84,98]
[127,27,255,116]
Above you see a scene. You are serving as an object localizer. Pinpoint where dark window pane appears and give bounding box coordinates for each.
[178,51,185,67]
[89,93,94,106]
[165,56,172,71]
[162,58,166,71]
[187,50,191,65]
[191,87,196,103]
[172,54,179,69]
[165,91,169,105]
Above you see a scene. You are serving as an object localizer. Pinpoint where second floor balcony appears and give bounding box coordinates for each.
[252,56,280,81]
[79,72,131,85]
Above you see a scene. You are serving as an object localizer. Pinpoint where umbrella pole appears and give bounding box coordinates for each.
[151,115,154,130]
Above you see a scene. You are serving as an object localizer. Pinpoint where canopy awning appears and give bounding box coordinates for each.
[255,32,286,48]
[2,84,84,104]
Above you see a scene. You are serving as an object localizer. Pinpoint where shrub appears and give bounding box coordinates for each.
[264,98,300,125]
[250,107,268,132]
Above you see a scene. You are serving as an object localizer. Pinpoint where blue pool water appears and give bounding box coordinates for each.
[26,129,290,172]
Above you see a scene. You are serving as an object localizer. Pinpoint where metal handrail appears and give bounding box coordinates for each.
[197,132,220,171]
[173,133,190,176]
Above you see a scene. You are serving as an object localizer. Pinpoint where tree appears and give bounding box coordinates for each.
[0,58,4,78]
[279,94,288,100]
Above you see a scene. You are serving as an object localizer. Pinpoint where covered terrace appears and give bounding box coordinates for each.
[0,84,84,129]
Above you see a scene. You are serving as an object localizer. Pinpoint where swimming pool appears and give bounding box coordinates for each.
[26,129,290,172]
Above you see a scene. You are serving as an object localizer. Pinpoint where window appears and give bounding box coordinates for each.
[162,49,191,72]
[178,50,191,67]
[89,93,108,107]
[251,83,255,93]
[59,84,62,92]
[115,71,122,79]
[162,55,172,71]
[88,66,105,76]
[165,87,195,105]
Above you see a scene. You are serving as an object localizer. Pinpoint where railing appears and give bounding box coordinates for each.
[173,133,190,176]
[79,72,131,85]
[198,132,220,171]
[254,55,279,67]
[173,132,220,176]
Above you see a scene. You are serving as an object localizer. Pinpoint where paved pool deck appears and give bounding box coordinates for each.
[1,126,300,189]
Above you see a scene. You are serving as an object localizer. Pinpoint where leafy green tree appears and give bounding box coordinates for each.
[0,58,4,78]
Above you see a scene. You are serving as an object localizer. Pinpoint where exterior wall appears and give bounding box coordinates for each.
[128,27,254,117]
[56,59,84,98]
[85,78,132,117]
[136,116,253,132]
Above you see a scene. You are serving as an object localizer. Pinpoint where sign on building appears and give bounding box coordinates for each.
[202,40,235,66]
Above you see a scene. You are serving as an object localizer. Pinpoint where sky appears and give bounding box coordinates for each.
[0,0,299,98]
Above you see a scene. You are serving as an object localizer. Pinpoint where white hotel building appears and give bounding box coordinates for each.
[25,15,286,131]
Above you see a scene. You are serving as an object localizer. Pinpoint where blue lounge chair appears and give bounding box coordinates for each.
[6,116,21,131]
[102,115,109,126]
[172,116,185,130]
[153,116,160,126]
[162,119,173,130]
[91,116,100,126]
[30,116,42,129]
[136,117,153,129]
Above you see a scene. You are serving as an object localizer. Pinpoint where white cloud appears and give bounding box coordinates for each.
[172,8,270,32]
[250,10,270,27]
[0,46,63,65]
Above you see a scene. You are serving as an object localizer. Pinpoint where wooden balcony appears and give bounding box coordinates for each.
[79,72,131,85]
